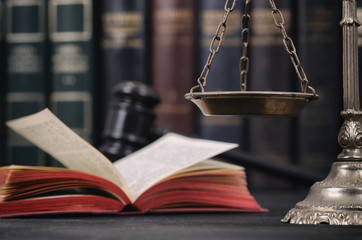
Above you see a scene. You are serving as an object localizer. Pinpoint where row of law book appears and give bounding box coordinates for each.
[0,0,346,189]
[0,109,266,217]
[0,0,197,166]
[0,0,95,167]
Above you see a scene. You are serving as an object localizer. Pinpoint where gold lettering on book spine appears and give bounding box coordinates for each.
[102,12,143,49]
[8,46,42,73]
[52,44,88,74]
[154,9,194,46]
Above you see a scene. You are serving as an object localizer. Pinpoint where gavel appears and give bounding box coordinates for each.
[99,81,165,162]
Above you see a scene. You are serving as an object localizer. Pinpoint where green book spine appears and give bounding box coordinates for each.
[98,0,150,141]
[247,0,296,189]
[197,0,245,149]
[4,0,47,166]
[49,0,94,144]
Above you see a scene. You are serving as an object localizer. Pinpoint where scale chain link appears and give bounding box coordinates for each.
[239,0,251,91]
[268,0,316,94]
[190,0,238,97]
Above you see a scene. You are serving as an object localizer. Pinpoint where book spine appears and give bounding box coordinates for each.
[4,0,47,166]
[247,0,296,188]
[0,0,5,165]
[197,0,245,148]
[297,0,342,173]
[151,0,197,136]
[98,0,150,141]
[48,0,94,143]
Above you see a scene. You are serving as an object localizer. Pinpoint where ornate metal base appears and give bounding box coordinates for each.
[282,161,362,225]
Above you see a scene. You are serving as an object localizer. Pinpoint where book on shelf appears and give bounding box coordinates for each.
[296,0,342,174]
[247,0,296,188]
[4,0,47,166]
[0,108,265,217]
[98,0,150,126]
[151,0,197,136]
[196,0,245,149]
[48,0,94,144]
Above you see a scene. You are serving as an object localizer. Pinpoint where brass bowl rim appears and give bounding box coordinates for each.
[184,91,319,116]
[184,91,319,100]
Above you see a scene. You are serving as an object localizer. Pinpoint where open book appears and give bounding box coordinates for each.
[0,109,265,217]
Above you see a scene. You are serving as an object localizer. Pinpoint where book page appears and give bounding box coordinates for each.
[113,133,238,202]
[175,159,244,175]
[6,109,130,196]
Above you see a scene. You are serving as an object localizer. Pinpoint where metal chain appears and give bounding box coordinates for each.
[268,0,316,94]
[190,0,315,96]
[239,0,251,91]
[190,0,237,97]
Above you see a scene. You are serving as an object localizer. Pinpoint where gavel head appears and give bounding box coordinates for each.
[99,81,161,162]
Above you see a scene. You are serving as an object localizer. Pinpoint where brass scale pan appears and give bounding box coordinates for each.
[185,91,319,116]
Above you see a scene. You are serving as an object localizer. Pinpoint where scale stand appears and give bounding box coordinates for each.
[282,0,362,225]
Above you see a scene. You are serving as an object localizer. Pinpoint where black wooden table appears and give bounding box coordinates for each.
[1,190,361,240]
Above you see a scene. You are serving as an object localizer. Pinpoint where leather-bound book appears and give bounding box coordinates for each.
[297,0,342,174]
[151,0,197,136]
[4,0,47,166]
[48,0,94,144]
[247,0,296,189]
[98,0,150,131]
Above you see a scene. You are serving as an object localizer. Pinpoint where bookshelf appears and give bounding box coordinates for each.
[0,0,345,190]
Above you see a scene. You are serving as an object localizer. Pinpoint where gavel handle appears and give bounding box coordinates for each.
[219,150,324,186]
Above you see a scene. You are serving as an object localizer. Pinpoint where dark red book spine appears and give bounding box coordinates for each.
[151,0,197,136]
